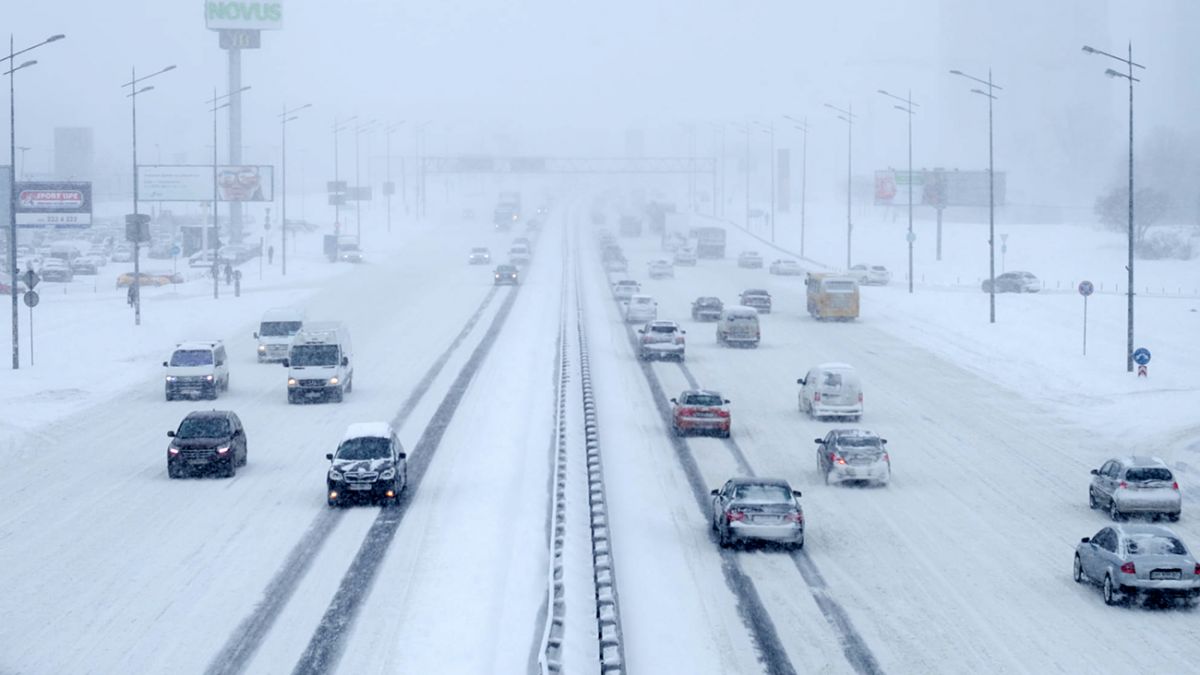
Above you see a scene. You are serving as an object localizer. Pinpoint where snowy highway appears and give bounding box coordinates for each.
[2,200,1199,675]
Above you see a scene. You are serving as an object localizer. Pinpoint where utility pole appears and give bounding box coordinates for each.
[279,102,311,276]
[950,68,1002,323]
[825,102,856,268]
[879,88,920,293]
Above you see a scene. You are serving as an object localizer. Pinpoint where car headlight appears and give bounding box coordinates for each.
[258,345,266,352]
[287,378,297,387]
[329,470,343,481]
[165,376,176,382]
[216,446,230,455]
[379,468,396,480]
[329,377,339,385]
[205,375,214,381]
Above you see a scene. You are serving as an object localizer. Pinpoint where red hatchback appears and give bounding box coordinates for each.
[670,389,731,438]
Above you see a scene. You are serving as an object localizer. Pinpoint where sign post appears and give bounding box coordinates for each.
[1078,280,1094,355]
[1133,347,1151,377]
[21,270,39,366]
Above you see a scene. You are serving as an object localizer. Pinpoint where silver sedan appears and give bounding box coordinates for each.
[1074,524,1200,606]
[1089,456,1181,522]
[711,478,804,549]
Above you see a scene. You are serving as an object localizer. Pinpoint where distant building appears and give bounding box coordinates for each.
[54,127,94,181]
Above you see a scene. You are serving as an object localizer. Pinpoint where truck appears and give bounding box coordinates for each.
[694,226,726,259]
[284,322,354,403]
[494,191,522,229]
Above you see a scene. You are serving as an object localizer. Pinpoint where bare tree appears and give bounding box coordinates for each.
[1094,185,1170,245]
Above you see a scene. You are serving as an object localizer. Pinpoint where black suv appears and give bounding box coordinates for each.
[326,424,408,506]
[167,410,247,478]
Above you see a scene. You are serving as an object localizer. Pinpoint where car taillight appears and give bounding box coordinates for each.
[831,453,846,465]
[1173,482,1180,490]
[715,408,730,418]
[641,335,652,343]
[674,336,685,344]
[1118,481,1128,489]
[858,393,863,403]
[813,392,821,402]
[786,511,804,523]
[883,452,890,462]
[1120,562,1136,574]
[726,510,746,522]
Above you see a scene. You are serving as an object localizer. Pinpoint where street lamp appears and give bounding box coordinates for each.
[414,121,432,219]
[353,119,377,244]
[949,68,1002,323]
[824,102,856,269]
[784,115,809,259]
[208,85,251,300]
[6,32,64,370]
[754,121,776,243]
[878,88,919,294]
[122,63,176,326]
[1082,43,1144,373]
[279,102,311,276]
[384,121,405,233]
[331,115,357,239]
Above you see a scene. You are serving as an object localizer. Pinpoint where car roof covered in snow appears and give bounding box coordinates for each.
[815,362,856,371]
[342,422,393,442]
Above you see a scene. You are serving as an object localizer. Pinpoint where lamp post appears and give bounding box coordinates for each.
[330,116,357,243]
[824,102,856,269]
[384,122,404,233]
[949,68,1001,323]
[279,102,311,276]
[784,115,810,258]
[353,119,377,245]
[6,32,64,370]
[753,121,776,242]
[122,64,175,326]
[1083,43,1144,373]
[208,85,251,300]
[878,88,919,294]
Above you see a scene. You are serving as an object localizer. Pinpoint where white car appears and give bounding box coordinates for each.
[737,251,763,268]
[164,340,230,401]
[797,363,863,421]
[815,429,890,486]
[637,320,685,361]
[849,264,892,285]
[648,260,674,279]
[769,259,804,276]
[612,279,641,301]
[623,294,658,323]
[673,248,698,266]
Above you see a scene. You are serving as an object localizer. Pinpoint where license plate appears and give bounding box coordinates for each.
[753,515,781,524]
[847,469,859,477]
[694,411,713,418]
[189,459,209,465]
[349,483,372,491]
[1151,570,1182,580]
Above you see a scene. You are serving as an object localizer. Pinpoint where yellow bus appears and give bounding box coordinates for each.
[806,273,860,321]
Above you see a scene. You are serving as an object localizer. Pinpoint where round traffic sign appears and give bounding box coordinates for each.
[905,230,916,243]
[23,290,39,308]
[1078,280,1094,297]
[1133,347,1151,365]
[170,244,182,257]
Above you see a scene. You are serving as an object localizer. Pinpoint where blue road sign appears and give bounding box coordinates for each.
[170,244,182,257]
[1133,348,1151,366]
[1078,280,1094,297]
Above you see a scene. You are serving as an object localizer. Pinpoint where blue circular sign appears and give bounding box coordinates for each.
[1133,348,1151,365]
[170,245,182,257]
[1078,280,1094,297]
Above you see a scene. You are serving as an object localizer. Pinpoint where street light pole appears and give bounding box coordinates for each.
[879,88,920,294]
[207,85,251,299]
[1083,43,1144,373]
[6,32,64,370]
[950,68,1002,323]
[279,102,311,277]
[824,102,856,268]
[384,122,404,234]
[785,116,810,258]
[755,121,776,242]
[353,119,376,245]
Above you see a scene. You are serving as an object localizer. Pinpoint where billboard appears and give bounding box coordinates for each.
[875,169,1005,208]
[15,182,93,228]
[137,165,274,202]
[205,2,283,30]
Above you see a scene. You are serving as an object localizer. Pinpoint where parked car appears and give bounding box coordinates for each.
[1074,524,1200,606]
[737,251,764,269]
[815,429,890,486]
[110,245,135,263]
[673,248,698,266]
[612,279,641,301]
[164,340,230,401]
[1090,457,1182,522]
[738,288,772,314]
[623,294,658,323]
[671,389,730,437]
[70,256,101,275]
[716,306,760,347]
[38,259,74,282]
[691,296,724,321]
[982,271,1040,293]
[166,410,247,478]
[798,363,863,420]
[769,259,804,276]
[648,259,674,279]
[711,478,804,549]
[493,264,519,285]
[468,247,492,264]
[326,422,408,507]
[637,320,686,361]
[849,264,892,285]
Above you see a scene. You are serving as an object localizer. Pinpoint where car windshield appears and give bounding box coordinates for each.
[260,321,302,337]
[744,290,768,296]
[336,437,392,461]
[633,298,652,305]
[177,417,231,439]
[696,298,720,306]
[685,394,723,406]
[732,484,792,503]
[290,344,339,366]
[649,325,677,334]
[1126,467,1173,482]
[821,371,856,388]
[170,350,213,367]
[838,436,882,449]
[1125,535,1186,556]
[824,280,857,292]
[472,248,488,253]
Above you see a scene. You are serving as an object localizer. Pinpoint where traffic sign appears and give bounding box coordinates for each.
[22,290,38,308]
[1133,348,1152,366]
[1078,280,1094,297]
[22,269,39,290]
[170,244,182,257]
[905,230,916,243]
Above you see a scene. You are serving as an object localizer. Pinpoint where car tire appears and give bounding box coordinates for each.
[1088,489,1099,510]
[331,387,344,403]
[224,458,237,478]
[165,392,174,402]
[1073,554,1085,583]
[720,428,730,439]
[1168,513,1181,522]
[345,377,353,393]
[792,534,805,550]
[672,423,684,437]
[239,448,248,467]
[1109,500,1124,522]
[1103,574,1121,606]
[206,386,218,401]
[717,524,731,548]
[824,470,831,486]
[287,392,298,404]
[168,464,182,479]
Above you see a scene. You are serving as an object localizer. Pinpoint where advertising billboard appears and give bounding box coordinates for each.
[205,2,283,30]
[14,181,93,228]
[137,165,274,202]
[875,169,1005,208]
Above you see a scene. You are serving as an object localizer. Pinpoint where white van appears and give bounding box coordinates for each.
[254,307,306,362]
[163,340,229,401]
[284,322,354,403]
[797,363,863,421]
[623,294,658,323]
[716,306,760,347]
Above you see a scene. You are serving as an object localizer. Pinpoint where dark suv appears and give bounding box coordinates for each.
[167,410,247,478]
[326,423,408,506]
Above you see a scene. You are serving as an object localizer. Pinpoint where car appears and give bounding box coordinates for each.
[117,271,182,288]
[38,260,74,282]
[509,245,532,266]
[164,340,230,401]
[468,247,492,265]
[493,264,519,285]
[648,259,674,279]
[70,257,100,275]
[637,320,686,361]
[982,270,1040,293]
[110,245,135,263]
[254,307,305,363]
[512,237,532,249]
[737,251,764,268]
[166,410,247,478]
[188,250,219,269]
[338,248,365,263]
[623,294,658,323]
[673,248,698,266]
[612,279,640,301]
[1089,457,1181,522]
[768,259,804,276]
[603,257,629,273]
[711,478,804,549]
[671,389,730,437]
[326,422,408,507]
[815,429,890,486]
[738,288,772,314]
[691,296,723,321]
[1074,524,1200,607]
[716,306,760,347]
[849,264,892,285]
[285,323,354,404]
[798,363,863,420]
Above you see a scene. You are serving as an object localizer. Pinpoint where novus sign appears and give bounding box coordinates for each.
[205,2,283,30]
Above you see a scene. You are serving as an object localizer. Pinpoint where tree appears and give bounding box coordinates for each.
[1094,185,1170,244]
